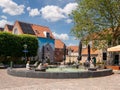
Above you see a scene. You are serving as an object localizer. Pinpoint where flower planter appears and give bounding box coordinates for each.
[106,65,120,70]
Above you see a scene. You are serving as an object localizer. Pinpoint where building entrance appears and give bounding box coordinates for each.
[114,54,119,65]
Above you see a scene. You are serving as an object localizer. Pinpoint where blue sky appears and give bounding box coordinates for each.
[0,0,79,46]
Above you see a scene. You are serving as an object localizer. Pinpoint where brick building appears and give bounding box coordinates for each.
[54,39,64,62]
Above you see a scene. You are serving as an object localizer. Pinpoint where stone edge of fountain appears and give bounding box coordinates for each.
[7,68,113,79]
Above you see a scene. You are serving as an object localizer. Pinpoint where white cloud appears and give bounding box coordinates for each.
[27,7,40,17]
[0,0,25,16]
[40,3,78,22]
[53,32,69,40]
[0,19,12,27]
[63,3,78,15]
[1,15,7,19]
[27,7,31,11]
[40,5,65,22]
[66,19,72,23]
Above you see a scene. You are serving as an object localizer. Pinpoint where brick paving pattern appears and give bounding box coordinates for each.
[0,69,120,90]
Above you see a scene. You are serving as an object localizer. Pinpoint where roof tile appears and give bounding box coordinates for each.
[67,46,78,52]
[31,24,54,39]
[82,48,98,55]
[55,39,64,49]
[7,25,13,31]
[67,46,99,55]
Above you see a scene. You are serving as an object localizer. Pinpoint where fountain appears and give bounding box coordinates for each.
[7,41,113,78]
[7,64,112,78]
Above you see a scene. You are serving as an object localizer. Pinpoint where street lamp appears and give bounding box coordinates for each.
[23,44,28,62]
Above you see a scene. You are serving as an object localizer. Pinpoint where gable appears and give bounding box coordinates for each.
[12,21,23,35]
[4,24,13,33]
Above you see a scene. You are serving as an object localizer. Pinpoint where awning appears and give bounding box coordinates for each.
[107,45,120,52]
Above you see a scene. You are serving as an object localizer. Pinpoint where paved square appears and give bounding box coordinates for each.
[0,69,120,90]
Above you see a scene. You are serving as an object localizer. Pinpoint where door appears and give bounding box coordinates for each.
[114,55,119,65]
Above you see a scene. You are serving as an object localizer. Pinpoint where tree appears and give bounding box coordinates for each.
[71,0,120,49]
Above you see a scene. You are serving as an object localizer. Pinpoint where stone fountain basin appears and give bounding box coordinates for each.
[7,68,113,79]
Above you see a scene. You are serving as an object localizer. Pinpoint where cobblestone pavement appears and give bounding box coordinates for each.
[0,69,120,90]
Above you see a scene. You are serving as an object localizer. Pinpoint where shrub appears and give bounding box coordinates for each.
[19,34,38,57]
[0,32,38,62]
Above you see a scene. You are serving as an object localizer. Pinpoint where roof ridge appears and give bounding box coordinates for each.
[31,23,49,28]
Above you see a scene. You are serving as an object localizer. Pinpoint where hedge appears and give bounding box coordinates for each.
[0,32,38,62]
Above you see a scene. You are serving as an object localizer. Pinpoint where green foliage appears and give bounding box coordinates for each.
[19,34,38,57]
[0,32,20,56]
[71,0,120,48]
[0,32,38,62]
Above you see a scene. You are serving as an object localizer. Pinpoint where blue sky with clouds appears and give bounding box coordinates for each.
[0,0,79,46]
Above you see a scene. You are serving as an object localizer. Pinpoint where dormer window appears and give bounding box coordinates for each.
[46,32,50,38]
[43,31,50,38]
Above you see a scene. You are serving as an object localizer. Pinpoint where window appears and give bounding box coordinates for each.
[103,52,107,60]
[46,32,50,38]
[43,31,50,38]
[14,28,18,34]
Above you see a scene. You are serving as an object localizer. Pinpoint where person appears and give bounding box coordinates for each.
[84,60,90,68]
[26,61,30,70]
[92,57,96,67]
